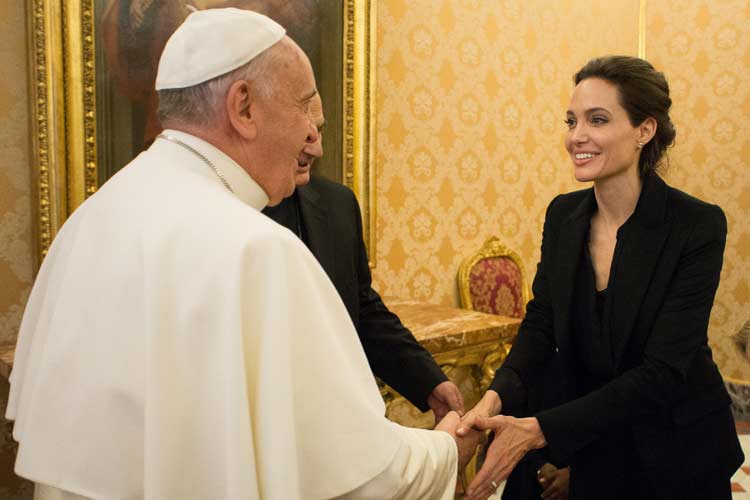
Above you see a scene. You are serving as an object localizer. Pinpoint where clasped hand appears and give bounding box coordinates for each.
[434,411,485,472]
[454,392,547,500]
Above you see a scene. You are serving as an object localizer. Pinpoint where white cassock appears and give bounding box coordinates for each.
[6,130,457,500]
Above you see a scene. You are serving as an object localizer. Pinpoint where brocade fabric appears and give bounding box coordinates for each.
[469,257,524,318]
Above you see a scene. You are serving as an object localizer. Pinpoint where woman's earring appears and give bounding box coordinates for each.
[637,141,644,149]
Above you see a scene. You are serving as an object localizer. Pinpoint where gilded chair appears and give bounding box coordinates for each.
[456,237,532,493]
[458,236,531,318]
[726,320,750,422]
[458,236,530,391]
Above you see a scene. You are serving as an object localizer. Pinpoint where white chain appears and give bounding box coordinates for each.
[157,134,234,193]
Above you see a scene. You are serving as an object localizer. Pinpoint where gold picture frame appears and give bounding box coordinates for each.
[27,0,377,265]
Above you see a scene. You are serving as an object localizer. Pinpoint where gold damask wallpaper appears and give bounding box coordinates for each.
[0,4,34,499]
[647,0,750,378]
[0,4,33,346]
[370,0,750,378]
[371,1,638,304]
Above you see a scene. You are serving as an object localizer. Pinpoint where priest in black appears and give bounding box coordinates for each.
[263,173,463,418]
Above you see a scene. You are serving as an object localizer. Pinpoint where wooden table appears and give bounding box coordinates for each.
[381,299,521,428]
[389,300,519,351]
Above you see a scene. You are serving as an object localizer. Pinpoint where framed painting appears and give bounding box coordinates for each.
[27,0,377,264]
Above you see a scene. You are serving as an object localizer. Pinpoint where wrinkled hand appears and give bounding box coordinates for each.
[434,410,461,438]
[455,425,484,471]
[457,390,502,437]
[538,463,569,500]
[434,411,484,471]
[463,415,547,500]
[427,381,465,422]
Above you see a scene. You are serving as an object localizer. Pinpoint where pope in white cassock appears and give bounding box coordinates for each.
[6,8,481,500]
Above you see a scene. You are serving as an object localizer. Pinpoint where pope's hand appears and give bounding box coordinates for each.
[434,411,484,470]
[463,415,547,500]
[427,381,465,422]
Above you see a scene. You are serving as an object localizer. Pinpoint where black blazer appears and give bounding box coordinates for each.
[491,174,742,497]
[267,176,446,411]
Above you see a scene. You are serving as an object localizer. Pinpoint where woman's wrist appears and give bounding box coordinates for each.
[524,417,547,449]
[483,390,502,417]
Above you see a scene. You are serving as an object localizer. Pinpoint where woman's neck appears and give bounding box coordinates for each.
[592,168,643,228]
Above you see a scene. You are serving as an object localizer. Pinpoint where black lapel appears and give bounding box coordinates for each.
[611,174,669,369]
[297,180,334,275]
[553,189,595,360]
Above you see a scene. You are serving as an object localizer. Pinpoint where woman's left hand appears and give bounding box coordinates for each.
[463,416,547,500]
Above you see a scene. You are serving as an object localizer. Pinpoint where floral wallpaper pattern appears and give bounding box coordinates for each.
[0,2,33,497]
[648,0,750,379]
[0,3,33,347]
[371,0,750,378]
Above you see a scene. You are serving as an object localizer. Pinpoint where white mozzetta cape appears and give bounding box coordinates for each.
[7,131,456,500]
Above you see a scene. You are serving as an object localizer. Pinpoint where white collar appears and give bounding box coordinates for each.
[160,129,269,210]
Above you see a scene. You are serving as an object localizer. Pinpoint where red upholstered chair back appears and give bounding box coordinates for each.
[458,237,530,318]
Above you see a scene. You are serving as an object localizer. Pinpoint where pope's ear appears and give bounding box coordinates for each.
[226,80,258,140]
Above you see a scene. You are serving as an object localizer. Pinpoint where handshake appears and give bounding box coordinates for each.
[434,390,548,500]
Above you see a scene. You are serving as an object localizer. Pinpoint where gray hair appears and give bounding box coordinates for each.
[157,42,283,126]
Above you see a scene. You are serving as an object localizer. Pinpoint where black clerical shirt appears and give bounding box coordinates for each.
[262,191,307,244]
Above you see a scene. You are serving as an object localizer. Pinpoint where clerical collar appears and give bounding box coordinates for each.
[159,129,269,210]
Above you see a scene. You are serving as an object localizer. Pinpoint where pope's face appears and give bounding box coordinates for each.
[295,93,324,186]
[252,40,322,204]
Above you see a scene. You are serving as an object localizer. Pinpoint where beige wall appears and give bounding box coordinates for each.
[371,0,637,305]
[0,4,34,498]
[647,0,750,378]
[371,0,750,378]
[0,4,33,346]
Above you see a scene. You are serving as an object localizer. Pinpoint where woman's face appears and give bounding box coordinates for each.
[564,77,642,184]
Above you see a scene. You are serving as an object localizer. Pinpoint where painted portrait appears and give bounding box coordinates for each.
[28,0,375,260]
[95,0,344,184]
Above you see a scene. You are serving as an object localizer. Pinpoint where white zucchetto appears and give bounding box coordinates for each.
[155,7,286,90]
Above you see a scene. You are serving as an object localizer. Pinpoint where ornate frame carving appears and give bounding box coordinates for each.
[28,0,377,264]
[28,0,66,262]
[344,0,377,264]
[457,236,532,316]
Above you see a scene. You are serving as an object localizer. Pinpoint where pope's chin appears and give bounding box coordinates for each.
[265,180,296,207]
[295,165,312,186]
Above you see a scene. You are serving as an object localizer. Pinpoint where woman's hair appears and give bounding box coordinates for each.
[574,55,676,177]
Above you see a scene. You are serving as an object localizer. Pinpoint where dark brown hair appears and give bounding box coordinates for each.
[574,55,676,177]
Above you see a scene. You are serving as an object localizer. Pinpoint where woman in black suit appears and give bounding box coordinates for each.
[459,56,743,500]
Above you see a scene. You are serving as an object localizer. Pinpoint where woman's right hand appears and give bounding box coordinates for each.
[457,390,502,437]
[464,415,547,500]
